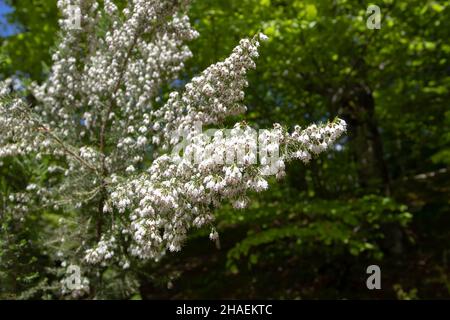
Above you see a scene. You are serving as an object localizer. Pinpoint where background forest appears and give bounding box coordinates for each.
[0,0,449,299]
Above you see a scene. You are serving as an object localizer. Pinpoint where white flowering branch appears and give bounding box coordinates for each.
[0,0,346,291]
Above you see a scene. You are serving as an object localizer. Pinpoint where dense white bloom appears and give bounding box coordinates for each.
[107,119,346,259]
[84,235,116,265]
[0,0,346,274]
[152,36,262,148]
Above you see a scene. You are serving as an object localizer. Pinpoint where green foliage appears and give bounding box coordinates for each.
[224,195,411,272]
[1,0,449,299]
[0,158,52,299]
[432,111,450,165]
[0,0,59,80]
[393,284,419,300]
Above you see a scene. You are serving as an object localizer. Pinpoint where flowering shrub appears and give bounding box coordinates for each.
[0,0,346,294]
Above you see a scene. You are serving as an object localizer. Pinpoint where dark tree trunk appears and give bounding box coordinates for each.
[339,83,391,196]
[356,85,391,196]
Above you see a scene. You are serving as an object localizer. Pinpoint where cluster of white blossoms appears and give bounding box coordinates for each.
[151,35,261,148]
[0,0,346,279]
[84,235,117,265]
[32,0,197,172]
[108,119,346,260]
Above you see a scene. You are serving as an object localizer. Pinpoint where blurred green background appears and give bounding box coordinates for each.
[0,0,449,299]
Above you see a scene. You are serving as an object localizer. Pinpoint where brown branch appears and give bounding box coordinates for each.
[13,104,99,174]
[38,125,99,174]
[96,26,144,240]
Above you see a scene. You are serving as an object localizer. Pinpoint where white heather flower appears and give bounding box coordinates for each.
[209,229,219,241]
[125,165,136,174]
[137,136,147,147]
[253,177,268,192]
[103,203,111,213]
[232,198,248,210]
[259,32,269,42]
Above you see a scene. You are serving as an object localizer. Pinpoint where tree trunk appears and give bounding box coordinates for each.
[340,83,391,196]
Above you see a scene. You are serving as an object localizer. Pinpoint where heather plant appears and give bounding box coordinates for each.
[0,0,346,297]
